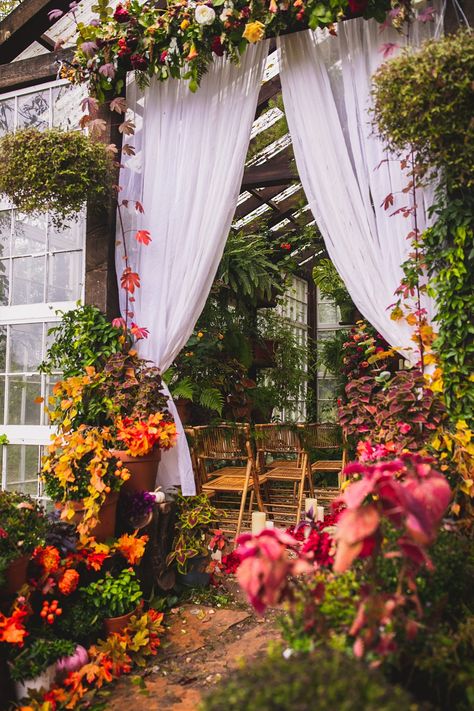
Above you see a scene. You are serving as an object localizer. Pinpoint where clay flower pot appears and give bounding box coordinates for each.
[14,663,57,701]
[103,606,139,636]
[4,554,30,596]
[55,491,119,542]
[112,449,161,494]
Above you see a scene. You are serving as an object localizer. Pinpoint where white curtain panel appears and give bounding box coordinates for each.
[278,17,440,358]
[117,43,269,494]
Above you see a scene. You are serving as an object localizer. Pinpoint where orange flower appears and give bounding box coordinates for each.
[0,606,29,646]
[58,568,80,596]
[115,533,149,565]
[115,413,177,457]
[33,545,61,574]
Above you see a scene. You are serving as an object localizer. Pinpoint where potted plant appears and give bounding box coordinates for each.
[10,638,75,700]
[313,258,356,325]
[41,426,131,540]
[100,352,178,492]
[81,568,143,635]
[0,491,48,596]
[167,493,221,586]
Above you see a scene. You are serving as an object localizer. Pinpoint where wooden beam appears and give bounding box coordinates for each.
[0,48,73,91]
[0,0,70,63]
[241,147,298,189]
[255,76,281,118]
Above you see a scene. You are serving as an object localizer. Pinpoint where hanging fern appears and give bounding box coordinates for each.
[199,387,224,416]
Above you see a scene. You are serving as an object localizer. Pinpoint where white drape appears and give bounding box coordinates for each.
[279,18,439,358]
[117,43,269,494]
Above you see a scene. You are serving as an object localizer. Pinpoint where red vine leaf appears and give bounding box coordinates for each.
[122,144,136,156]
[118,119,135,135]
[135,230,152,245]
[120,268,141,294]
[135,201,145,214]
[380,193,394,210]
[110,97,127,114]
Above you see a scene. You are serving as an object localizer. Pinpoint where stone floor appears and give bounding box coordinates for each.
[106,602,280,710]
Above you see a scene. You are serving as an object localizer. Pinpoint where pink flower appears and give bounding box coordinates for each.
[113,4,130,22]
[397,422,412,434]
[112,317,126,330]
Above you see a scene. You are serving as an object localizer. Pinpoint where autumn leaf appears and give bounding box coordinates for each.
[110,96,127,114]
[120,268,141,294]
[135,201,145,214]
[135,230,152,245]
[122,144,136,156]
[119,119,136,136]
[380,193,394,210]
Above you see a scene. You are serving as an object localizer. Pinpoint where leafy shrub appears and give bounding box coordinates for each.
[10,638,75,682]
[81,568,142,618]
[201,647,418,711]
[40,305,123,379]
[55,598,102,645]
[372,30,474,190]
[0,491,47,589]
[0,128,114,228]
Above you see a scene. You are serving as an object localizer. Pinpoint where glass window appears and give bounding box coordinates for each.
[11,255,46,305]
[5,445,41,495]
[17,90,50,130]
[12,213,47,256]
[8,323,44,372]
[7,375,42,425]
[47,250,83,302]
[0,98,15,137]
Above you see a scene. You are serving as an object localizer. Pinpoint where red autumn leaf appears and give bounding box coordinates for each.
[135,201,145,214]
[380,193,394,210]
[135,230,152,245]
[122,144,136,156]
[118,119,135,135]
[110,96,127,114]
[120,268,141,294]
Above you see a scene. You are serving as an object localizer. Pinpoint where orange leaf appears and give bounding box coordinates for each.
[135,230,152,245]
[120,268,141,294]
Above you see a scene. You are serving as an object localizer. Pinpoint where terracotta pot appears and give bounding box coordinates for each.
[55,491,118,542]
[103,606,139,636]
[112,449,161,494]
[3,554,30,596]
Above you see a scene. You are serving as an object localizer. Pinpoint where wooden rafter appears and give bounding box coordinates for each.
[0,47,73,90]
[0,0,71,63]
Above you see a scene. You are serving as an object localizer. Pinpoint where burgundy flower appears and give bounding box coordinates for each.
[117,37,132,57]
[113,4,130,22]
[160,50,168,63]
[211,36,224,57]
[348,0,368,13]
[130,53,148,70]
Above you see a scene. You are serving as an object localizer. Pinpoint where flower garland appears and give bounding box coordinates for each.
[61,0,417,98]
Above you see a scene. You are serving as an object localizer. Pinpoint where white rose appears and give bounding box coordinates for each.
[195,5,216,25]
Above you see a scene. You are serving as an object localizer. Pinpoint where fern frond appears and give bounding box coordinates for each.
[199,387,224,415]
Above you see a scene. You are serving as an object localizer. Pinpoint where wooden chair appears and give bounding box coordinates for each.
[300,423,347,492]
[184,427,204,494]
[194,424,266,538]
[254,423,313,525]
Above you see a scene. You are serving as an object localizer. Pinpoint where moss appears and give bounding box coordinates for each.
[201,647,418,711]
[0,128,114,229]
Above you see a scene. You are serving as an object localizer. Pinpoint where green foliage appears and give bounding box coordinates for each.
[40,305,123,379]
[201,646,417,711]
[423,192,474,427]
[167,492,220,573]
[246,95,289,162]
[313,259,353,307]
[0,490,47,589]
[55,598,103,645]
[10,638,76,683]
[372,30,474,191]
[81,568,142,618]
[0,128,114,228]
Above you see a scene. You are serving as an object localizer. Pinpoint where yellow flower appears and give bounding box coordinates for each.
[197,331,204,338]
[187,43,198,60]
[180,18,190,30]
[242,20,265,44]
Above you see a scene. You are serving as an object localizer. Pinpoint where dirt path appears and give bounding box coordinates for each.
[107,601,280,711]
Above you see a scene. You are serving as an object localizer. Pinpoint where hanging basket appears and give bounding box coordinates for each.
[112,449,161,494]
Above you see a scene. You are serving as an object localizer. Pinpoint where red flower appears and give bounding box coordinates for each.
[211,37,224,56]
[130,54,148,70]
[118,37,132,57]
[280,243,291,250]
[113,4,130,22]
[348,0,368,13]
[160,50,168,63]
[0,527,8,538]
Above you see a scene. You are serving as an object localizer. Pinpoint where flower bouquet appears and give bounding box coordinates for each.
[41,426,130,540]
[0,491,48,596]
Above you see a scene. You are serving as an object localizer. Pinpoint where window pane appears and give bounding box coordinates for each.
[5,445,40,495]
[9,323,43,372]
[0,98,15,137]
[12,212,47,256]
[47,251,82,301]
[52,85,83,130]
[0,210,11,259]
[11,255,45,304]
[7,375,41,425]
[317,378,337,401]
[0,260,8,305]
[0,375,4,425]
[48,214,85,252]
[0,327,6,372]
[17,90,50,131]
[317,302,338,324]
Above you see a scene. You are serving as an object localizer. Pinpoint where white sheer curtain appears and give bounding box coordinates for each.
[117,43,269,494]
[278,17,440,358]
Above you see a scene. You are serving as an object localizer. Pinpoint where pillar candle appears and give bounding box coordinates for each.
[251,511,266,535]
[317,506,325,522]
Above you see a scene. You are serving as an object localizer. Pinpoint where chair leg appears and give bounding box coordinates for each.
[236,462,253,539]
[296,472,306,525]
[248,489,255,514]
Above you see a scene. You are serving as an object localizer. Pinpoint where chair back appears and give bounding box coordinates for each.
[254,423,303,454]
[184,427,202,493]
[193,424,251,461]
[299,423,342,450]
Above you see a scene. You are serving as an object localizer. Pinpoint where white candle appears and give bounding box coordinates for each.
[266,521,275,530]
[252,511,266,535]
[317,506,325,522]
[305,498,318,516]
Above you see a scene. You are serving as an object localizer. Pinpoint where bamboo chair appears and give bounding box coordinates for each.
[184,427,204,495]
[300,423,347,492]
[195,424,266,538]
[254,424,313,525]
